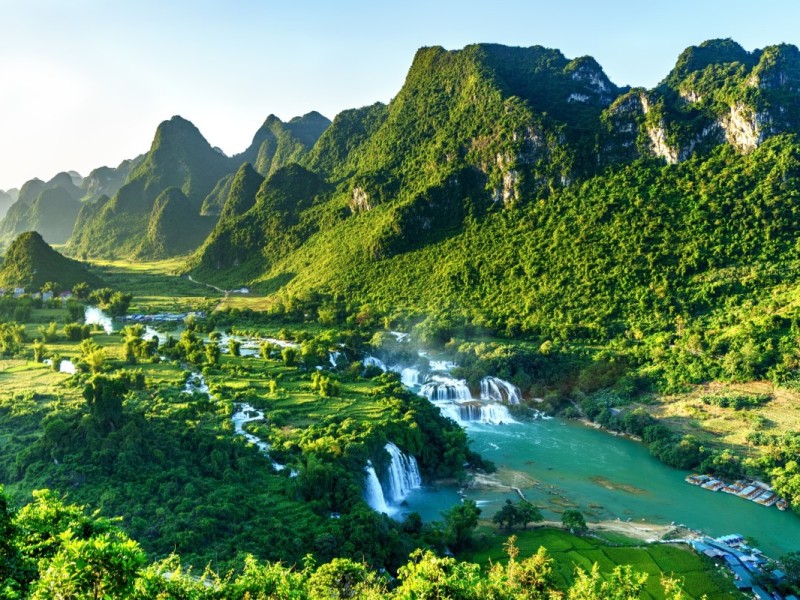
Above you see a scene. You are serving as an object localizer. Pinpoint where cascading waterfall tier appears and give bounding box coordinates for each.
[418,375,517,425]
[434,400,516,425]
[363,355,388,372]
[399,367,423,388]
[231,402,287,472]
[480,376,522,405]
[364,461,391,514]
[383,442,422,503]
[419,375,472,402]
[364,443,422,515]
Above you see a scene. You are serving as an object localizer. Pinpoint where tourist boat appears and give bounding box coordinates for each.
[722,481,745,494]
[753,490,778,507]
[701,478,725,491]
[686,476,789,511]
[686,474,709,485]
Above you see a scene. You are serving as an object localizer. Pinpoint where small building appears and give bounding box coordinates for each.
[42,291,54,302]
[13,287,25,297]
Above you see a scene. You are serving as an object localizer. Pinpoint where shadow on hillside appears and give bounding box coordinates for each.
[257,272,295,295]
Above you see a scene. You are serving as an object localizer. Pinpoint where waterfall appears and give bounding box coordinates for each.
[143,326,166,346]
[480,376,522,405]
[419,376,472,402]
[363,355,388,372]
[478,404,517,424]
[438,402,517,425]
[389,331,410,342]
[85,306,113,334]
[400,367,423,388]
[59,359,76,374]
[435,401,465,424]
[184,372,210,396]
[329,351,342,368]
[429,360,458,372]
[364,461,391,514]
[231,402,287,472]
[383,442,422,503]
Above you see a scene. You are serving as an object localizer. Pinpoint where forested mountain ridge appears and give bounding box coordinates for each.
[0,231,101,290]
[186,39,800,330]
[66,116,233,259]
[63,112,330,259]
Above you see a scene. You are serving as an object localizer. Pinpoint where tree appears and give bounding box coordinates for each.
[561,510,587,534]
[568,564,647,599]
[0,486,22,597]
[442,499,481,551]
[72,282,90,300]
[515,501,543,530]
[205,341,221,366]
[493,499,519,531]
[395,549,483,600]
[485,536,557,599]
[307,557,385,599]
[83,375,125,431]
[229,339,241,357]
[32,339,46,363]
[282,346,298,366]
[781,551,800,590]
[30,531,146,600]
[85,348,107,374]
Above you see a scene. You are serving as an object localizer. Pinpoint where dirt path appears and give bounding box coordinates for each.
[538,519,695,543]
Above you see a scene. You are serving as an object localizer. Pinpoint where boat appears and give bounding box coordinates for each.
[686,476,789,511]
[701,479,725,491]
[686,474,709,485]
[722,482,745,494]
[753,491,777,507]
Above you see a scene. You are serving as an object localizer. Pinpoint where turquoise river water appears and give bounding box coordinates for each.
[402,417,800,558]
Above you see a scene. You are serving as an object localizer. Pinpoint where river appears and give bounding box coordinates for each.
[80,307,800,557]
[400,417,800,558]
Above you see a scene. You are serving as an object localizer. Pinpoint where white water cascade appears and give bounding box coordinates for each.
[480,376,522,405]
[419,376,472,402]
[399,367,424,388]
[434,401,516,425]
[364,461,391,514]
[59,359,77,375]
[363,355,388,372]
[85,306,113,334]
[383,442,422,503]
[231,402,287,472]
[364,443,423,515]
[184,372,210,396]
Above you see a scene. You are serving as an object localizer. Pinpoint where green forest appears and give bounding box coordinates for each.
[3,37,800,598]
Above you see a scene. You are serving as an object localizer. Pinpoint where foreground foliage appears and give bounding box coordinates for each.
[1,490,695,599]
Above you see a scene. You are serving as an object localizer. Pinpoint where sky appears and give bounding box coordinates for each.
[1,0,799,191]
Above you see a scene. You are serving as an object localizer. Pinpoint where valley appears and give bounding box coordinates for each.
[3,36,800,598]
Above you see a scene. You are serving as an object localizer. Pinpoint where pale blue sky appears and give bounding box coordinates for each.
[1,0,798,190]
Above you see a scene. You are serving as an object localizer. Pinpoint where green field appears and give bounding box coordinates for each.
[462,527,743,600]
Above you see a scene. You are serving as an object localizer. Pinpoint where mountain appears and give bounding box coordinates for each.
[134,187,216,259]
[0,231,102,291]
[66,111,331,258]
[185,41,800,349]
[0,190,12,220]
[67,116,233,258]
[0,172,84,246]
[189,163,323,278]
[80,155,143,201]
[235,111,331,178]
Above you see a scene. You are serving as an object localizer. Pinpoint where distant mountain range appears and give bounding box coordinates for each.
[3,38,800,339]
